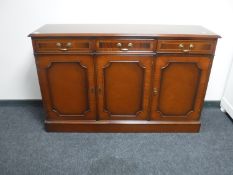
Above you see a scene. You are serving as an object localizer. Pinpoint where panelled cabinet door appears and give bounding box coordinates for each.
[96,55,153,120]
[151,55,212,121]
[36,55,96,120]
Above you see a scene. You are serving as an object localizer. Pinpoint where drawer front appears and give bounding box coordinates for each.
[157,40,216,54]
[96,39,155,52]
[33,39,93,52]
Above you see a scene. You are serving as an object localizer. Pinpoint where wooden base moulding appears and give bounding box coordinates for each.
[45,120,201,133]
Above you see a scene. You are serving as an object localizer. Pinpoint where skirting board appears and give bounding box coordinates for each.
[221,97,233,119]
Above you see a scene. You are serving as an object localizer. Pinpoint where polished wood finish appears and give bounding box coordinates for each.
[29,24,220,38]
[45,120,200,133]
[33,39,93,53]
[157,40,217,54]
[29,24,220,132]
[151,55,212,121]
[96,55,153,120]
[96,39,155,52]
[36,55,96,120]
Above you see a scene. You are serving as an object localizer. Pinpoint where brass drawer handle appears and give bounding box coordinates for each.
[56,42,72,47]
[121,48,129,51]
[182,49,189,53]
[56,42,72,51]
[59,48,68,51]
[178,43,194,53]
[116,42,132,51]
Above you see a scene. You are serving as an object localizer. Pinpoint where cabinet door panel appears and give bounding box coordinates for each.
[96,55,153,120]
[36,55,96,120]
[151,55,212,121]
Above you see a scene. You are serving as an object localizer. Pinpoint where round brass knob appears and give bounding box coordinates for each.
[66,42,72,47]
[116,43,122,47]
[128,43,133,47]
[178,43,184,48]
[153,88,158,95]
[189,43,194,49]
[56,42,62,47]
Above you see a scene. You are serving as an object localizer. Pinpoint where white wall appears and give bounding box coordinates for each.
[0,0,233,100]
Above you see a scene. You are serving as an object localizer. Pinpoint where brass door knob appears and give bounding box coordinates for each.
[153,88,158,95]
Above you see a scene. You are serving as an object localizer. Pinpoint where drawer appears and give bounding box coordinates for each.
[33,39,93,52]
[96,39,155,52]
[157,40,216,54]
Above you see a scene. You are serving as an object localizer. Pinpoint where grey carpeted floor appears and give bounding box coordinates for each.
[0,102,233,175]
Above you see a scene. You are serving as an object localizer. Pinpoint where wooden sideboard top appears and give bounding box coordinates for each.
[29,24,220,38]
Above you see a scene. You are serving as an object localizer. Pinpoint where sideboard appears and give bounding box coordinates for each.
[29,24,220,132]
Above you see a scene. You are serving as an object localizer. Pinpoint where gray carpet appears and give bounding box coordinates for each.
[0,102,233,175]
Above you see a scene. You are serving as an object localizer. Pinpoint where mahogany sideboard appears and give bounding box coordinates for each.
[29,24,220,132]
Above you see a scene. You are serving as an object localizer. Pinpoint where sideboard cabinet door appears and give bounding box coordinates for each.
[96,55,153,120]
[36,55,96,120]
[151,55,212,121]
